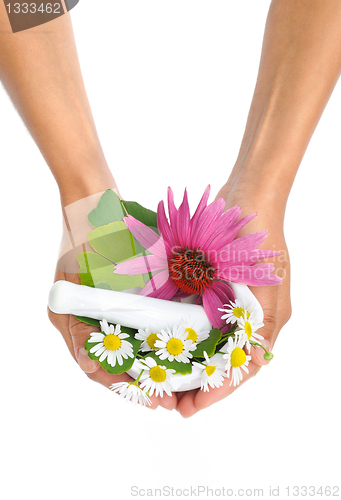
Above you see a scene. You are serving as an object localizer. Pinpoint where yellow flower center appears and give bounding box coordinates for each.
[167,338,184,355]
[230,347,247,367]
[244,321,252,339]
[146,333,159,350]
[233,307,250,319]
[149,366,167,383]
[205,365,216,376]
[103,334,121,351]
[185,328,198,342]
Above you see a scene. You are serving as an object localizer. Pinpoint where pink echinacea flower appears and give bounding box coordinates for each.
[115,186,281,328]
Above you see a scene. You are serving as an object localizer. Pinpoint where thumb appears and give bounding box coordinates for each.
[69,315,100,374]
[248,284,278,367]
[250,310,277,366]
[250,337,272,366]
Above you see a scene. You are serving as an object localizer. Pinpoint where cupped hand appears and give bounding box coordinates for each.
[48,269,178,411]
[176,180,292,417]
[48,193,178,412]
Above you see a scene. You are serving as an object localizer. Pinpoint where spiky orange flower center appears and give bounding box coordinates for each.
[168,249,215,294]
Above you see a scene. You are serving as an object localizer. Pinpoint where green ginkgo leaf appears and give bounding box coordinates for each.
[88,189,125,228]
[88,221,138,264]
[121,200,158,233]
[78,252,145,290]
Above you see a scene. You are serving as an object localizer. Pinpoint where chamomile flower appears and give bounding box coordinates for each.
[180,317,210,347]
[221,335,251,387]
[87,319,134,367]
[154,324,196,363]
[135,327,160,352]
[110,381,151,407]
[193,351,228,392]
[237,310,264,352]
[136,357,175,397]
[218,298,256,326]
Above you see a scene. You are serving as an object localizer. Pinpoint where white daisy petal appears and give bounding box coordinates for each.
[86,321,137,369]
[118,332,130,340]
[90,343,105,355]
[99,319,110,335]
[88,333,105,342]
[222,334,251,387]
[138,358,174,399]
[116,352,123,366]
[99,349,109,362]
[153,324,194,364]
[110,382,151,407]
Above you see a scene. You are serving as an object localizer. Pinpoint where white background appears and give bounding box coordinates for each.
[1,1,340,499]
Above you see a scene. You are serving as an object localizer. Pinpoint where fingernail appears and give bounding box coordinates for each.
[252,339,272,366]
[76,347,99,373]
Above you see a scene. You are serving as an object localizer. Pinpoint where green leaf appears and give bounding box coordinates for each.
[121,200,158,233]
[88,190,125,228]
[88,221,139,264]
[75,316,101,327]
[120,200,159,284]
[140,351,193,375]
[77,249,95,288]
[78,252,145,290]
[84,325,142,375]
[191,328,223,358]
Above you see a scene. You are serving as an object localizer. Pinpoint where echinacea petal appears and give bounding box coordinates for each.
[199,205,242,249]
[215,230,270,266]
[157,200,176,252]
[202,280,236,328]
[210,212,258,250]
[114,254,166,275]
[191,198,226,250]
[176,188,191,248]
[167,187,181,245]
[243,249,281,265]
[140,271,178,300]
[123,215,167,258]
[217,263,282,286]
[190,185,211,234]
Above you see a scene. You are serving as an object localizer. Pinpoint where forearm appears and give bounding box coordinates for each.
[226,0,341,209]
[0,4,115,205]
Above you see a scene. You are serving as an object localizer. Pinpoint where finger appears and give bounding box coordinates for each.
[69,314,101,373]
[48,268,76,358]
[157,393,178,411]
[177,362,261,418]
[48,305,76,358]
[248,283,279,366]
[249,251,290,365]
[48,269,101,372]
[274,250,291,342]
[175,392,187,404]
[175,389,199,417]
[62,271,102,373]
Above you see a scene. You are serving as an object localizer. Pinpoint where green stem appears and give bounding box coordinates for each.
[220,332,237,342]
[133,369,145,385]
[192,358,206,365]
[249,341,267,353]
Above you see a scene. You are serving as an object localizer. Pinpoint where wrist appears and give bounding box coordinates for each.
[217,159,292,231]
[55,151,120,206]
[59,174,119,207]
[222,156,296,214]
